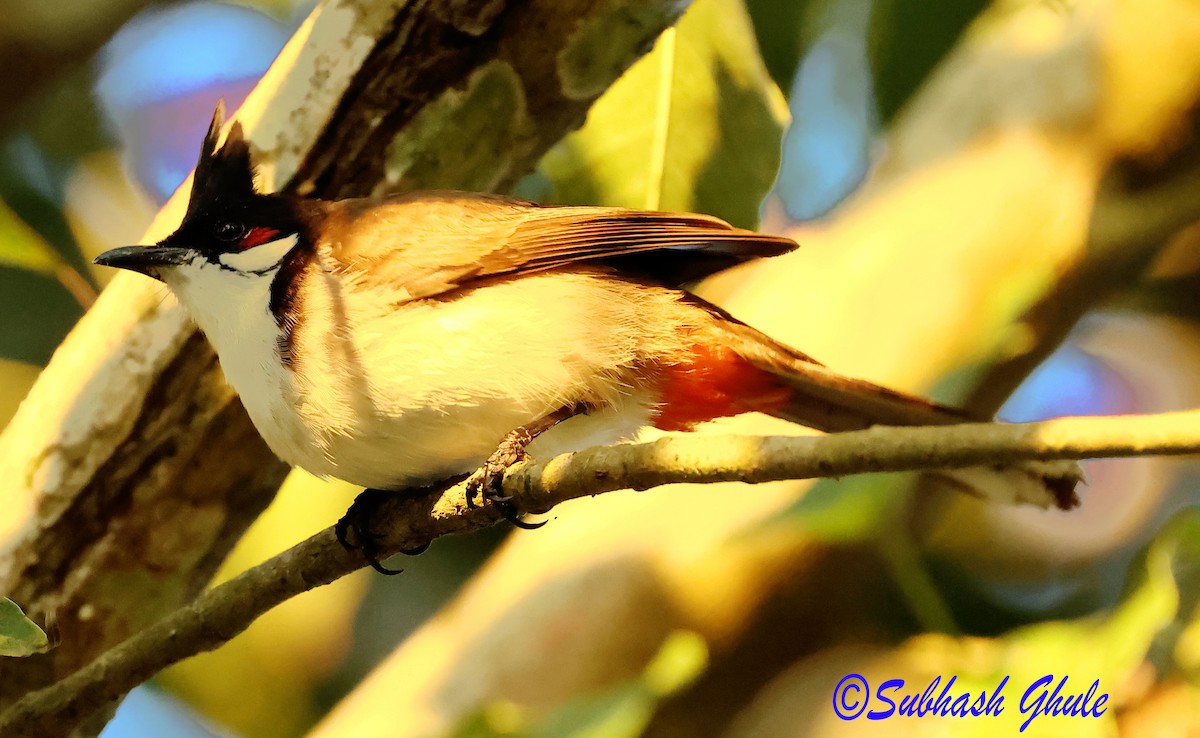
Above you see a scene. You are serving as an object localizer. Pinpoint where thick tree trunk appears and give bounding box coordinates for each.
[0,0,687,729]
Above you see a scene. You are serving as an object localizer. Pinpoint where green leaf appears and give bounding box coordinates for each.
[0,597,48,657]
[443,631,707,738]
[743,0,817,93]
[533,631,706,738]
[0,197,67,277]
[868,0,990,124]
[784,474,899,543]
[814,512,1199,737]
[539,0,788,229]
[0,265,85,366]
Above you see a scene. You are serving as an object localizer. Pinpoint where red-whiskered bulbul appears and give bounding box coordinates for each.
[95,104,1080,571]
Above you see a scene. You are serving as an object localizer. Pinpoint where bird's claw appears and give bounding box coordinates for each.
[335,487,431,575]
[465,431,544,530]
[465,429,530,506]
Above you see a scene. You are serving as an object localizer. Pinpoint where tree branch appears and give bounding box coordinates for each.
[303,5,1200,733]
[4,409,1200,735]
[0,0,687,724]
[961,111,1200,415]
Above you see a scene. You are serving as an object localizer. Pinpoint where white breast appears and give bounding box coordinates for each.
[166,254,692,491]
[162,252,320,476]
[283,267,674,489]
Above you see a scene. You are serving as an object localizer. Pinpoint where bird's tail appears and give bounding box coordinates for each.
[710,315,971,432]
[684,301,1082,509]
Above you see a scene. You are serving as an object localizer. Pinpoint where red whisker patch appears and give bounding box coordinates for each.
[240,227,281,250]
[652,342,793,431]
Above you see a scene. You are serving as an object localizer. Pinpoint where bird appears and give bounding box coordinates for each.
[95,103,1079,572]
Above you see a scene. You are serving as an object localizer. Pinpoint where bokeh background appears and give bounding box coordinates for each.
[3,0,1200,736]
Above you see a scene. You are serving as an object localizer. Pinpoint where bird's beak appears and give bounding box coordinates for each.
[93,245,194,277]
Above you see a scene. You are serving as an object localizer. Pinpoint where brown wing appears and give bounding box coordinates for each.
[323,191,797,302]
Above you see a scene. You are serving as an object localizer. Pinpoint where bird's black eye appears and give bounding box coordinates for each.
[215,221,245,242]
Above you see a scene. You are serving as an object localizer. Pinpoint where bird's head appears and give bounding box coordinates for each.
[95,102,311,290]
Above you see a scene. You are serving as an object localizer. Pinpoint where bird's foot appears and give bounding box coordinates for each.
[335,487,432,575]
[465,428,531,505]
[465,429,545,530]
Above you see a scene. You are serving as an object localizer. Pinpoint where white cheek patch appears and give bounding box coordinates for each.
[218,233,298,273]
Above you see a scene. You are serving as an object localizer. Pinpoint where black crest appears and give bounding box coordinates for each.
[186,100,258,220]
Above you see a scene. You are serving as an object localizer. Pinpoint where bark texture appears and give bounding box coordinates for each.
[0,0,687,730]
